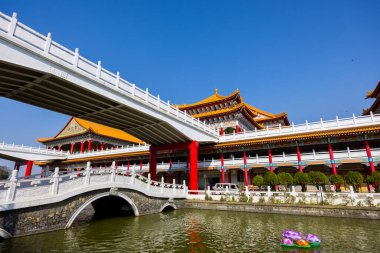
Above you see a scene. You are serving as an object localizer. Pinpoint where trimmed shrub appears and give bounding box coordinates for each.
[0,166,9,180]
[253,175,264,189]
[264,172,279,190]
[294,172,310,192]
[329,174,344,192]
[278,172,293,190]
[308,171,328,189]
[345,171,364,192]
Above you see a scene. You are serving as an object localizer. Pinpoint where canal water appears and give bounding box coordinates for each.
[1,209,379,252]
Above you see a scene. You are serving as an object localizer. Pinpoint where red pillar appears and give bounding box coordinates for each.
[235,125,240,134]
[327,143,338,175]
[268,149,274,172]
[221,153,225,183]
[189,141,199,191]
[220,128,224,136]
[168,159,173,182]
[58,145,62,151]
[25,160,33,178]
[139,160,143,175]
[87,140,92,152]
[70,142,75,154]
[100,143,104,151]
[127,161,130,176]
[243,151,249,187]
[149,146,157,180]
[80,141,84,153]
[364,140,376,173]
[296,146,303,173]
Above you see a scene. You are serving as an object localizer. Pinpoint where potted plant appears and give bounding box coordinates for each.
[329,174,344,192]
[294,172,310,192]
[264,171,279,191]
[278,172,293,191]
[345,171,364,192]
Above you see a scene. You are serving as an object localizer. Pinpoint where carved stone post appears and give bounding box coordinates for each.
[6,170,18,202]
[110,161,116,183]
[147,173,151,192]
[50,167,60,195]
[161,177,164,193]
[172,179,176,194]
[130,165,135,185]
[84,161,91,185]
[183,180,187,195]
[267,186,272,197]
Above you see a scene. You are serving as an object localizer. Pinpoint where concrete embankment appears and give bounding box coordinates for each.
[184,200,380,219]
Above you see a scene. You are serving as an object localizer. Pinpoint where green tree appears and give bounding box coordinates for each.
[0,166,10,180]
[294,172,310,192]
[278,172,293,190]
[308,171,328,189]
[329,174,344,192]
[264,171,279,190]
[345,171,364,192]
[253,175,264,189]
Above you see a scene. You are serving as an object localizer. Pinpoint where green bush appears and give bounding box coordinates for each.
[308,171,328,188]
[366,171,380,192]
[253,175,264,188]
[329,174,344,185]
[0,166,9,180]
[239,191,248,202]
[345,171,364,192]
[278,172,293,190]
[294,172,310,192]
[264,172,279,189]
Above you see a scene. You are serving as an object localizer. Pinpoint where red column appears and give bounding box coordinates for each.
[139,160,143,175]
[70,142,75,154]
[189,141,199,191]
[149,146,157,180]
[296,146,303,173]
[58,145,62,151]
[168,159,173,182]
[87,140,92,152]
[364,140,376,173]
[268,149,274,172]
[243,151,249,187]
[235,125,240,134]
[221,153,225,183]
[25,160,33,178]
[327,143,338,175]
[80,141,84,153]
[220,128,224,136]
[127,161,130,176]
[100,143,104,151]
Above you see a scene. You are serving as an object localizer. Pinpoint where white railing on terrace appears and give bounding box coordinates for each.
[0,12,218,137]
[220,113,380,142]
[68,143,150,159]
[68,148,378,173]
[0,141,67,157]
[0,163,187,210]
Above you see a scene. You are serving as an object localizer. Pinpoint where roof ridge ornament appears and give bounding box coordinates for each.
[214,88,218,94]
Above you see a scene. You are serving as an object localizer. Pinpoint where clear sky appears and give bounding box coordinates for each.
[0,0,379,169]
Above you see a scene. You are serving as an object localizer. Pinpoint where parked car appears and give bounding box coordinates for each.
[212,183,239,194]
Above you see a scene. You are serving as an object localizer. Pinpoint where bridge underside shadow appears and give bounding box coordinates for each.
[0,188,184,238]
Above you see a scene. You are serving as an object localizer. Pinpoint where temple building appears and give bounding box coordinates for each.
[363,81,380,115]
[37,117,143,154]
[33,86,380,191]
[177,89,289,134]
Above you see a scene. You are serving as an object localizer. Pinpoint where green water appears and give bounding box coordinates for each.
[1,209,379,253]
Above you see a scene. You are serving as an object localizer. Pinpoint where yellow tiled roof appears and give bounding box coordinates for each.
[177,89,240,109]
[37,117,143,144]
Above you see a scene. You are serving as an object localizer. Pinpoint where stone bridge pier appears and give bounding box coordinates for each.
[0,188,184,238]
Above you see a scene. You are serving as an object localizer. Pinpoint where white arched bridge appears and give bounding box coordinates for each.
[0,12,218,146]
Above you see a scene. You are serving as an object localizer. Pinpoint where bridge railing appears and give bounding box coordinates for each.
[0,162,187,209]
[0,141,67,156]
[0,12,219,138]
[68,144,150,159]
[219,113,380,142]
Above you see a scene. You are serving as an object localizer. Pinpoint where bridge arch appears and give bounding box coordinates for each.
[160,202,177,212]
[65,192,140,228]
[0,228,12,239]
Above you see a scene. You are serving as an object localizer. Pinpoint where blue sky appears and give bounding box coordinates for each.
[1,0,379,169]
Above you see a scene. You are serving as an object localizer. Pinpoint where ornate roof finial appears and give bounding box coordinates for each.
[214,88,218,94]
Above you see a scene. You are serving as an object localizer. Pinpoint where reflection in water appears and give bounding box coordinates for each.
[1,209,379,252]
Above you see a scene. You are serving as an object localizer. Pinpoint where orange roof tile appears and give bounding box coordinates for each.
[37,117,143,144]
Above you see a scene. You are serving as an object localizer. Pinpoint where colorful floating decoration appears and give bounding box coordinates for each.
[281,229,321,248]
